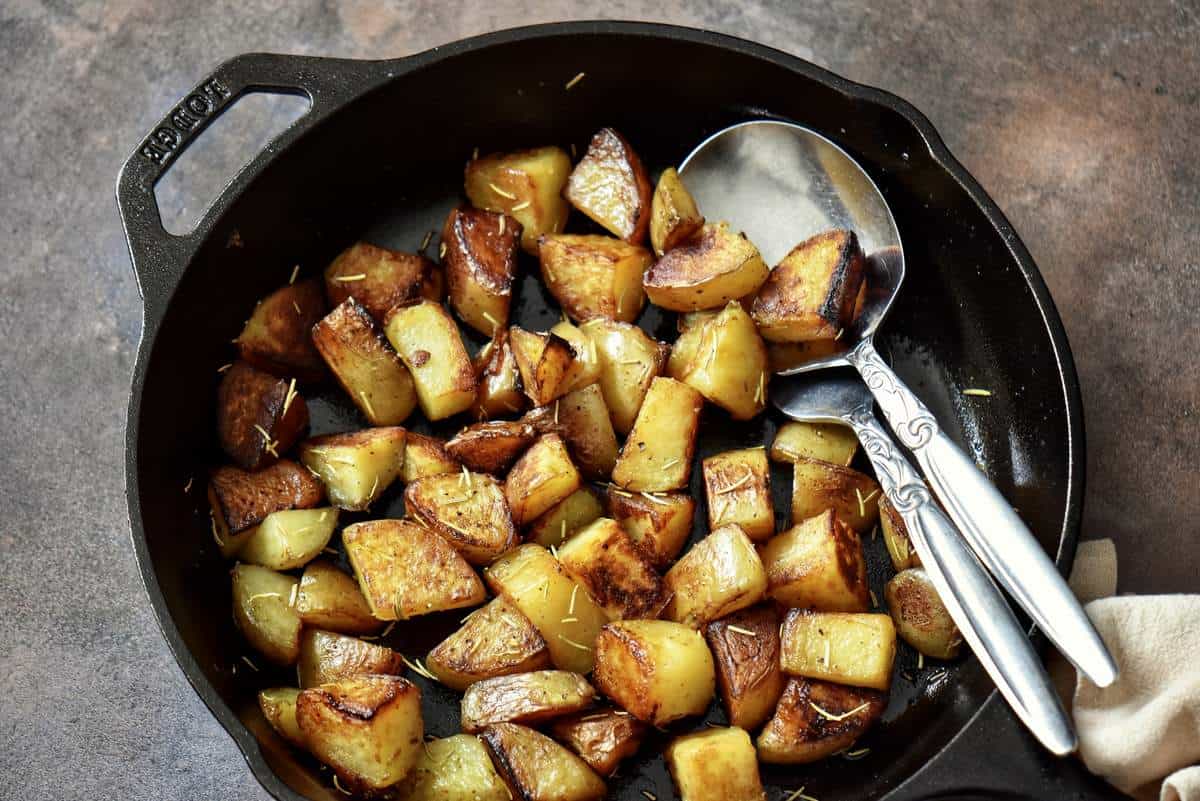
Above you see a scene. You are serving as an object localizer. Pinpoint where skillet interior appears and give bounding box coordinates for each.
[127,25,1080,801]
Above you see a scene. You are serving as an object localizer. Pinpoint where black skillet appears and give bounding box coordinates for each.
[118,21,1123,801]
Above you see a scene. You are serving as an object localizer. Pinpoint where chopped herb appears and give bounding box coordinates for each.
[717,471,754,494]
[498,216,506,236]
[217,363,232,373]
[488,182,517,200]
[640,792,656,801]
[869,589,879,608]
[439,241,447,259]
[332,774,352,795]
[240,655,260,671]
[333,273,367,282]
[183,477,193,494]
[726,625,757,637]
[289,264,300,284]
[843,747,871,760]
[357,390,376,420]
[641,492,670,506]
[292,300,302,315]
[282,378,298,416]
[809,701,870,722]
[420,230,433,252]
[568,583,579,615]
[511,200,531,211]
[962,388,992,397]
[557,634,592,652]
[917,652,925,670]
[564,72,586,90]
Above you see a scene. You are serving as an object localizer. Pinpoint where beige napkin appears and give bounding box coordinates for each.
[1063,539,1200,801]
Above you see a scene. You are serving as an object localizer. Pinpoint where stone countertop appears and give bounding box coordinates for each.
[0,2,1195,800]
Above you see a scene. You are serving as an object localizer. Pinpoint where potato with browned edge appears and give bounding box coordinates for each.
[480,722,606,801]
[751,229,865,343]
[325,241,441,322]
[767,339,849,373]
[549,708,647,777]
[606,488,695,569]
[427,596,552,692]
[466,146,572,253]
[258,687,305,748]
[232,563,301,665]
[405,470,517,565]
[761,509,869,612]
[297,628,405,688]
[769,421,858,466]
[217,361,309,471]
[538,234,650,323]
[442,206,521,336]
[779,609,896,691]
[880,494,921,570]
[791,456,881,533]
[472,330,527,419]
[295,560,382,636]
[756,676,885,764]
[565,128,652,244]
[650,167,704,257]
[526,487,604,548]
[524,384,618,480]
[299,427,406,512]
[664,524,767,629]
[445,420,536,474]
[644,222,768,312]
[461,670,596,733]
[610,377,702,492]
[557,518,666,621]
[402,433,461,482]
[669,301,768,420]
[237,507,339,571]
[208,460,323,557]
[394,733,510,801]
[592,619,715,726]
[505,434,582,526]
[666,727,765,801]
[704,605,786,731]
[509,327,580,406]
[885,568,963,659]
[236,278,326,381]
[385,299,477,420]
[703,447,774,541]
[579,319,670,434]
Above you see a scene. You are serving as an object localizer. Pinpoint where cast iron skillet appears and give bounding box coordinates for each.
[118,21,1120,801]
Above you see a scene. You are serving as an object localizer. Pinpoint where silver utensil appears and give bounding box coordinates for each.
[680,120,1117,689]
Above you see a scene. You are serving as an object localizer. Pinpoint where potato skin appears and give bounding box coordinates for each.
[295,559,383,635]
[509,327,578,406]
[556,518,667,621]
[325,241,439,322]
[405,471,518,565]
[704,605,785,731]
[538,233,649,322]
[465,146,572,254]
[565,128,652,244]
[643,222,768,311]
[236,278,327,381]
[480,722,607,801]
[769,421,858,466]
[442,206,521,336]
[402,433,461,483]
[445,420,536,474]
[650,167,704,257]
[751,229,865,343]
[548,708,647,777]
[880,494,921,570]
[427,596,552,692]
[208,459,323,537]
[461,670,596,733]
[524,384,618,480]
[258,687,305,748]
[761,510,870,612]
[232,563,302,665]
[605,489,695,569]
[665,726,766,801]
[216,361,309,470]
[756,677,885,764]
[592,619,715,726]
[472,330,527,419]
[664,524,768,629]
[504,434,582,526]
[393,734,510,801]
[297,628,405,688]
[703,447,774,541]
[791,456,881,533]
[885,568,962,659]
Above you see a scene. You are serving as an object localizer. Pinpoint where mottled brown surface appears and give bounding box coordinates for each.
[0,2,1195,799]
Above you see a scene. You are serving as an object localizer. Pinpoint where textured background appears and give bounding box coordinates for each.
[0,2,1196,800]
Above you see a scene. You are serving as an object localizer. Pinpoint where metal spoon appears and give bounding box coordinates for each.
[680,120,1117,689]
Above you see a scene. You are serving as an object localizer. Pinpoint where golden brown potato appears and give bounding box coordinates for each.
[704,605,786,731]
[546,320,602,395]
[208,460,323,549]
[480,722,606,801]
[402,433,461,483]
[610,377,702,492]
[312,298,417,426]
[650,167,704,257]
[232,563,302,665]
[258,687,305,748]
[472,330,527,419]
[394,734,510,801]
[767,339,849,373]
[756,676,885,764]
[791,457,881,533]
[216,361,309,471]
[885,568,962,659]
[751,229,866,343]
[509,327,579,406]
[526,487,604,548]
[427,596,552,692]
[445,420,536,475]
[238,507,339,571]
[703,447,774,541]
[578,319,669,434]
[384,300,477,420]
[664,524,767,628]
[557,518,666,621]
[461,670,596,733]
[299,427,407,511]
[295,560,382,636]
[666,727,765,801]
[548,708,646,778]
[779,609,896,691]
[526,384,618,480]
[465,146,572,254]
[880,494,921,570]
[538,234,650,323]
[236,278,326,381]
[643,223,768,312]
[605,489,695,569]
[297,628,405,689]
[325,242,441,322]
[404,470,517,565]
[669,301,768,420]
[592,620,715,726]
[442,206,521,336]
[761,510,869,612]
[343,519,486,621]
[769,421,858,466]
[296,674,423,793]
[505,434,582,526]
[565,128,652,244]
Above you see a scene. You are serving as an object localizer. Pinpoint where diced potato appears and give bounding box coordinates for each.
[402,433,461,483]
[885,568,962,659]
[312,298,417,426]
[526,487,604,548]
[480,723,606,801]
[238,507,339,571]
[643,223,768,312]
[650,167,704,257]
[384,300,478,420]
[465,146,572,253]
[769,421,858,466]
[462,670,596,733]
[557,518,666,621]
[791,457,881,533]
[548,708,647,777]
[236,278,326,381]
[666,727,765,801]
[606,489,695,569]
[547,319,602,395]
[529,384,618,480]
[565,128,652,244]
[208,460,323,548]
[751,229,865,342]
[703,447,774,541]
[767,339,848,373]
[579,319,669,434]
[297,628,404,688]
[664,524,767,628]
[538,234,650,323]
[472,330,527,419]
[592,620,715,725]
[427,596,552,691]
[325,241,440,322]
[232,563,302,665]
[704,605,785,731]
[442,206,520,336]
[757,677,886,764]
[296,674,423,793]
[610,377,702,492]
[445,420,536,474]
[761,510,869,612]
[505,434,582,526]
[216,361,308,471]
[299,427,406,512]
[779,609,896,691]
[343,519,486,621]
[666,312,707,381]
[405,470,518,564]
[670,301,768,420]
[484,544,608,674]
[394,734,510,801]
[258,687,305,748]
[880,495,921,570]
[509,327,580,406]
[295,560,382,636]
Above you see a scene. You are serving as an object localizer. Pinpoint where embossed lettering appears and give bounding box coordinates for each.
[170,107,200,131]
[200,78,230,101]
[139,77,231,165]
[152,127,181,149]
[141,142,169,164]
[184,93,210,116]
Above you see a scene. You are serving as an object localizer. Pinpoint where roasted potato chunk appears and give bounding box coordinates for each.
[769,421,858,466]
[526,487,604,548]
[384,299,477,420]
[343,519,486,621]
[480,722,606,801]
[779,609,897,691]
[606,489,695,569]
[462,670,596,733]
[538,234,650,322]
[402,433,461,482]
[548,708,647,778]
[296,674,423,793]
[668,302,768,419]
[703,447,774,541]
[757,676,885,764]
[666,727,765,801]
[664,524,767,628]
[505,434,582,526]
[238,507,339,571]
[791,456,881,533]
[557,518,666,621]
[258,687,305,748]
[442,206,520,336]
[236,278,326,381]
[405,470,517,565]
[216,361,308,471]
[751,229,866,342]
[704,605,786,731]
[297,628,405,689]
[465,146,572,253]
[325,242,440,322]
[767,339,849,373]
[579,319,669,434]
[644,222,768,312]
[885,568,962,659]
[565,128,652,244]
[299,427,406,512]
[761,510,869,612]
[394,734,510,801]
[880,494,921,570]
[445,420,536,474]
[547,319,603,395]
[610,377,702,492]
[232,563,302,665]
[296,560,383,636]
[509,327,579,406]
[592,620,715,726]
[208,460,323,548]
[526,384,618,480]
[472,330,527,419]
[650,167,704,257]
[427,596,552,691]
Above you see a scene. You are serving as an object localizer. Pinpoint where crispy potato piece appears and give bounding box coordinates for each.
[325,242,440,322]
[791,457,881,533]
[208,460,323,546]
[547,319,602,395]
[606,489,695,569]
[296,560,383,636]
[505,434,582,526]
[751,229,866,342]
[557,518,666,621]
[767,339,849,372]
[757,676,885,764]
[405,470,517,564]
[644,223,768,312]
[664,524,767,628]
[236,278,326,381]
[704,605,785,731]
[538,234,650,322]
[509,327,578,406]
[670,302,768,420]
[238,507,339,571]
[296,674,423,793]
[526,384,618,480]
[666,727,765,801]
[445,420,536,474]
[592,620,715,726]
[217,361,309,470]
[880,495,921,570]
[703,447,774,541]
[298,628,405,689]
[565,128,652,244]
[258,687,305,748]
[394,734,510,801]
[442,206,520,336]
[384,299,477,420]
[480,723,606,801]
[343,519,486,621]
[465,146,572,254]
[779,609,896,691]
[650,167,704,257]
[485,544,608,674]
[885,568,962,659]
[402,433,461,482]
[472,330,527,419]
[232,563,302,665]
[526,487,604,548]
[427,596,552,691]
[761,510,869,612]
[548,708,647,777]
[461,670,596,733]
[313,298,417,426]
[299,427,406,511]
[579,319,669,434]
[666,314,707,382]
[769,421,858,466]
[610,377,702,492]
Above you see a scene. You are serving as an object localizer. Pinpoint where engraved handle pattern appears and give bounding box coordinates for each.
[846,339,937,450]
[845,408,930,512]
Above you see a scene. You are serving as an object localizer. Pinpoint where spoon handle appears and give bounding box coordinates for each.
[846,340,1117,688]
